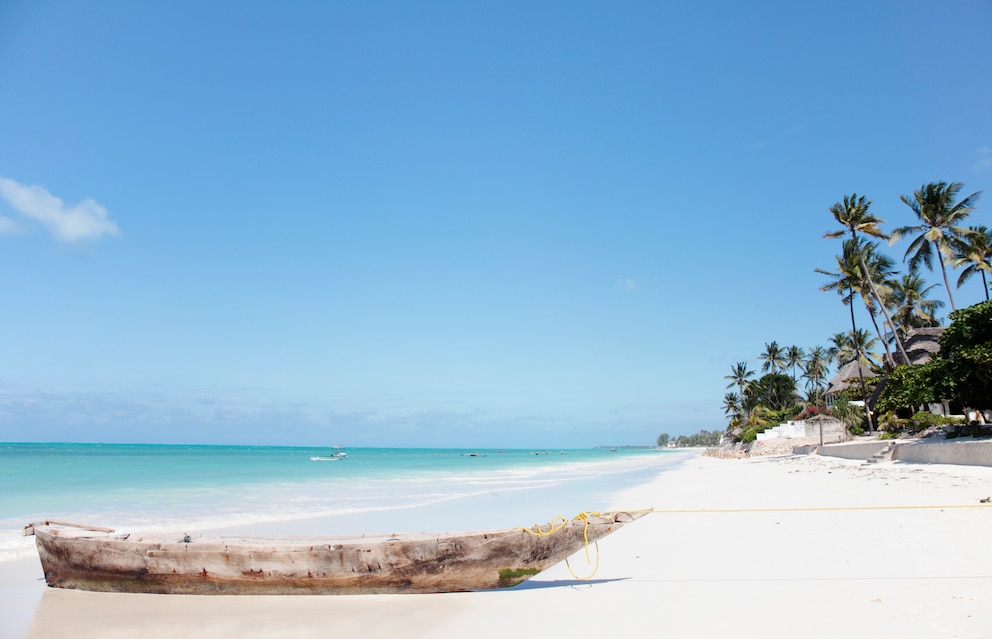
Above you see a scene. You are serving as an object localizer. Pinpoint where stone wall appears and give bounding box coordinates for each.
[814,441,892,460]
[756,419,845,442]
[811,438,992,467]
[891,440,992,467]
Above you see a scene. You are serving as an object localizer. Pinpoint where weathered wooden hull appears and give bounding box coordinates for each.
[24,512,644,595]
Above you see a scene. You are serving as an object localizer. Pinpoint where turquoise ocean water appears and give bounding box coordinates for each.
[1,443,686,562]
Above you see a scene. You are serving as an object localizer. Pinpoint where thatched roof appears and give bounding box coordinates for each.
[824,359,876,397]
[893,327,945,366]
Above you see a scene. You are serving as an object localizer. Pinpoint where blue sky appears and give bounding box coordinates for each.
[0,1,990,448]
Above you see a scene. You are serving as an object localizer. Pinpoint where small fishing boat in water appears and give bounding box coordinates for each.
[24,511,645,595]
[310,451,347,461]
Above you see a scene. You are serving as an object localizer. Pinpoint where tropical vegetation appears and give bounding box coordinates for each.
[709,180,988,445]
[664,430,723,448]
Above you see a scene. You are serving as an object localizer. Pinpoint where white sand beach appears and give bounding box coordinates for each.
[5,451,992,639]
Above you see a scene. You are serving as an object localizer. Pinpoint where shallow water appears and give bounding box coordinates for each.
[1,443,685,561]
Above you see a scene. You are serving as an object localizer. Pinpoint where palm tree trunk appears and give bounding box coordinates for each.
[937,251,957,311]
[866,308,895,370]
[848,294,873,432]
[852,238,911,365]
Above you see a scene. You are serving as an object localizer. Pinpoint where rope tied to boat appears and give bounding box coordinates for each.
[519,511,603,581]
[634,503,992,515]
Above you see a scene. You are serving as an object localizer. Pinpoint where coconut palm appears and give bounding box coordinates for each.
[824,333,844,366]
[825,328,878,431]
[826,329,879,369]
[724,362,755,398]
[722,392,742,425]
[722,392,740,414]
[846,329,880,368]
[854,242,900,367]
[825,194,910,363]
[785,345,805,382]
[802,346,829,398]
[817,240,896,369]
[819,249,868,364]
[887,273,943,343]
[816,243,877,428]
[759,341,786,374]
[891,181,982,311]
[952,225,992,301]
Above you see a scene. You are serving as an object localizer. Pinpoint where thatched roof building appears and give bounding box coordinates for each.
[893,327,945,366]
[825,359,877,398]
[825,327,946,410]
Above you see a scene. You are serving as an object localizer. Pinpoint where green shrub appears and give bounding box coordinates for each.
[831,398,869,433]
[910,410,942,431]
[910,411,966,433]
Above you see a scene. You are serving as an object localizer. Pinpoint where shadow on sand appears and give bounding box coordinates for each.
[508,577,630,590]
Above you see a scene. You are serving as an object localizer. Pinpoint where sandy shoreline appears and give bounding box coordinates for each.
[5,452,992,638]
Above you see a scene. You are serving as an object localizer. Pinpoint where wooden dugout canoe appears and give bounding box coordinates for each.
[24,511,645,595]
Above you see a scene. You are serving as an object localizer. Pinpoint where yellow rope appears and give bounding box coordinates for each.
[564,511,602,579]
[638,503,991,514]
[515,504,990,583]
[565,542,599,580]
[519,512,604,580]
[522,515,569,536]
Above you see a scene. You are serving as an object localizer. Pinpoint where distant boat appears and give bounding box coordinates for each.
[311,452,347,461]
[24,511,646,595]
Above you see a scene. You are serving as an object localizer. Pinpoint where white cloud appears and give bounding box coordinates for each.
[617,278,638,292]
[975,146,992,173]
[0,215,20,235]
[0,176,120,244]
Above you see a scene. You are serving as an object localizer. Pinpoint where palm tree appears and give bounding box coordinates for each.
[802,346,829,400]
[824,328,877,430]
[819,248,869,368]
[759,341,786,374]
[721,392,742,425]
[825,194,910,364]
[845,328,880,368]
[826,332,848,366]
[722,392,740,414]
[891,181,982,311]
[855,242,900,367]
[816,244,876,428]
[826,331,855,368]
[817,240,896,369]
[887,273,943,343]
[952,225,992,301]
[785,345,805,382]
[724,362,755,399]
[826,329,879,368]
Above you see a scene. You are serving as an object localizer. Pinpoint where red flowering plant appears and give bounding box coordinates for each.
[794,405,831,421]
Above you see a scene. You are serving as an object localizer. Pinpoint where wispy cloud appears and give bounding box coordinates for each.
[975,146,992,173]
[0,176,120,244]
[616,278,639,292]
[0,214,19,235]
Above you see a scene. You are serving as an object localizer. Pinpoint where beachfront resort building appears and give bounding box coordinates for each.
[823,327,949,417]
